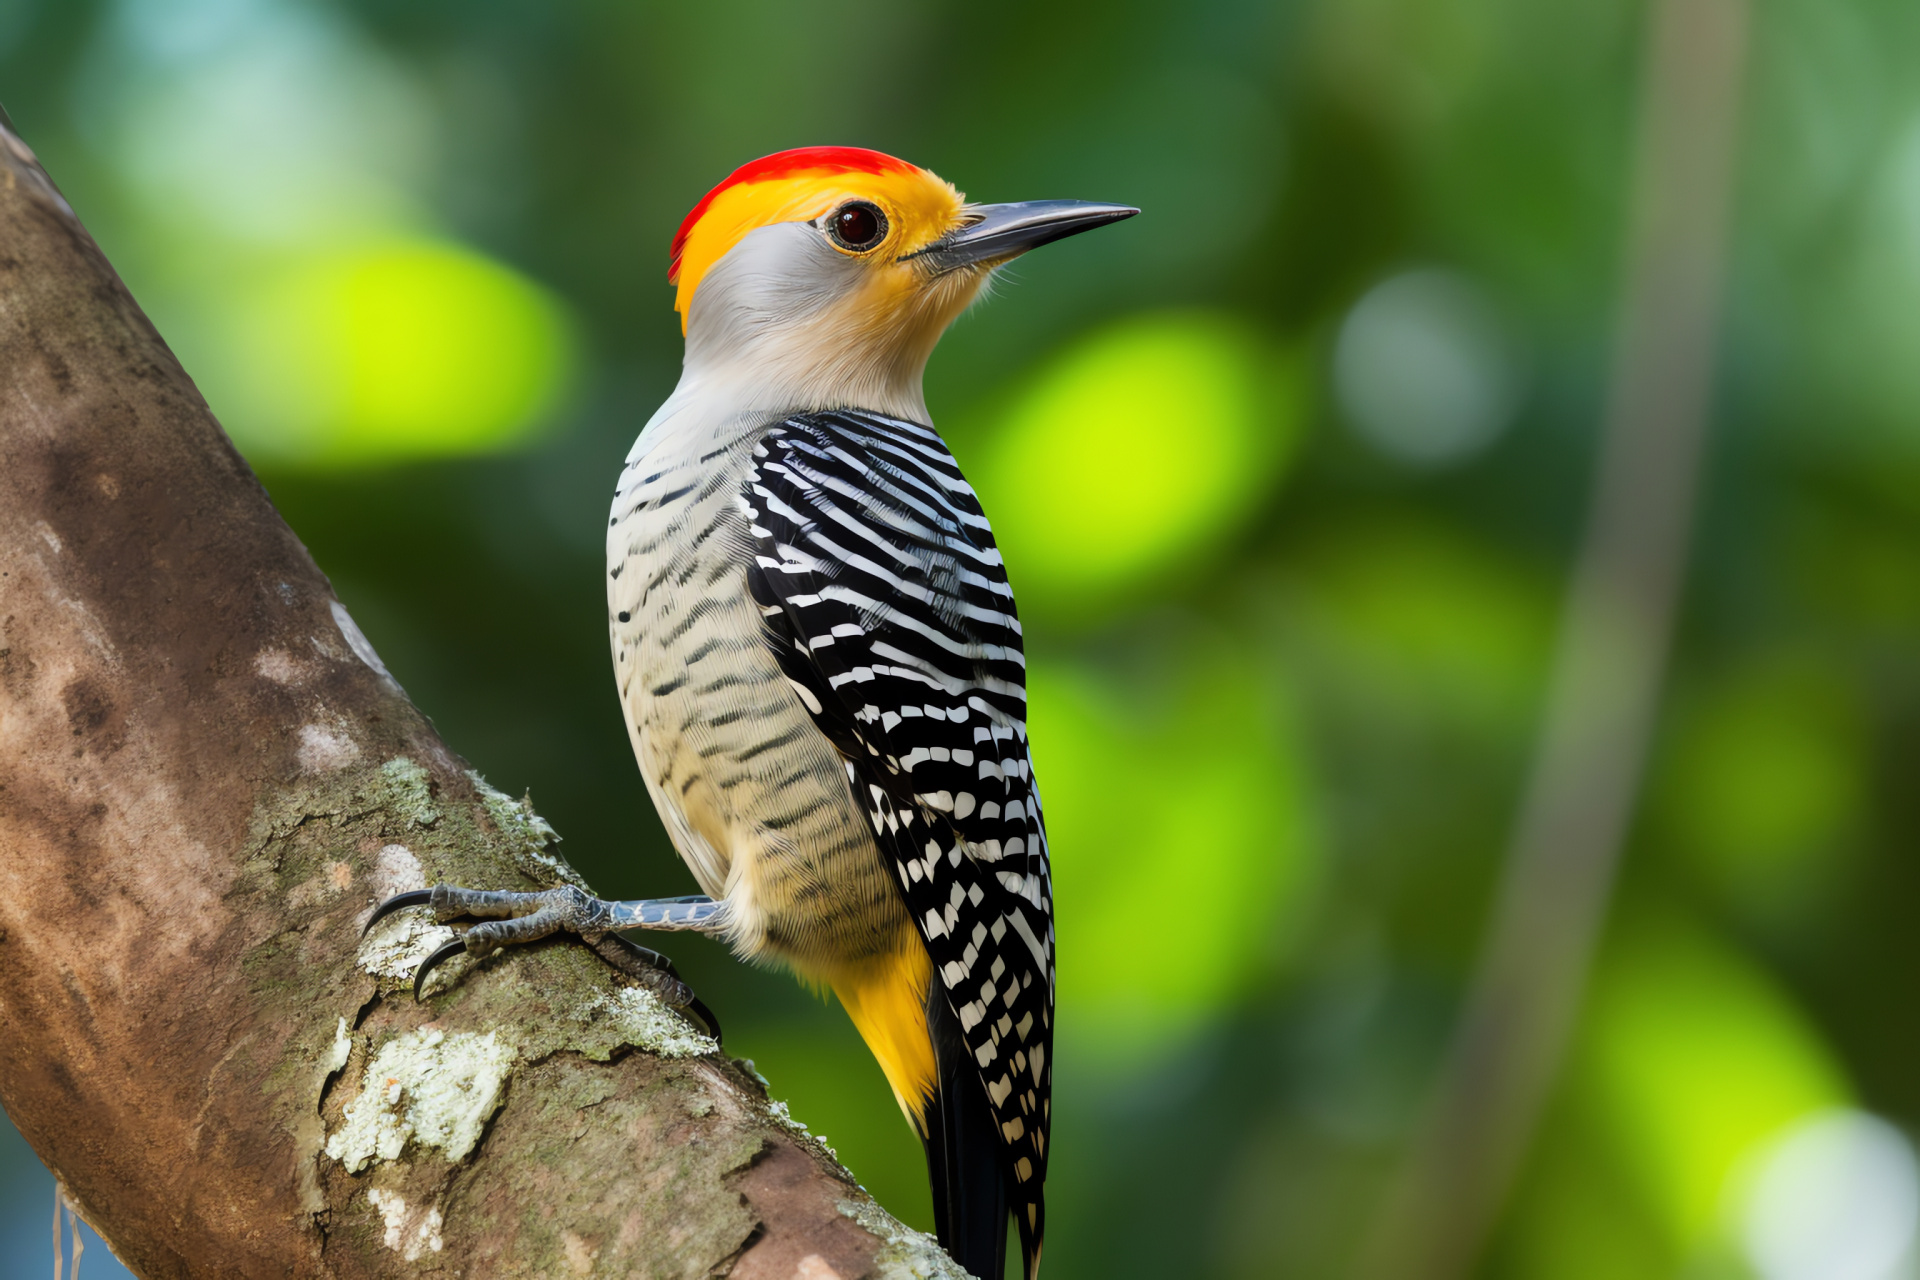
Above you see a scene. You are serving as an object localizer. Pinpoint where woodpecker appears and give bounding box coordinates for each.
[369,147,1134,1280]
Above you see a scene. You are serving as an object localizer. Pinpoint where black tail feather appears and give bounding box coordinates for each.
[922,987,1009,1280]
[1014,1196,1044,1280]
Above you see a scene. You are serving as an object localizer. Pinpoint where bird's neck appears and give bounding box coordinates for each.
[676,335,934,425]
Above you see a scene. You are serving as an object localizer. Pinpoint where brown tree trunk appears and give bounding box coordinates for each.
[0,121,956,1279]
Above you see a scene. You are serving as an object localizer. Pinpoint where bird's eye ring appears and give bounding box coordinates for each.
[827,201,888,253]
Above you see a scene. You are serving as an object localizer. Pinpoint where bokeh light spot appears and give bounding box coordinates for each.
[1292,520,1555,736]
[1031,640,1319,1064]
[1334,268,1523,467]
[971,311,1303,616]
[1585,923,1849,1246]
[214,239,574,467]
[1660,657,1864,914]
[1742,1110,1919,1280]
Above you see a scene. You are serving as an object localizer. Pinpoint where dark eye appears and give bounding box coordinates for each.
[828,201,888,251]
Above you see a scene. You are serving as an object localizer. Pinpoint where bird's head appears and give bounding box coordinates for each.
[668,146,1134,420]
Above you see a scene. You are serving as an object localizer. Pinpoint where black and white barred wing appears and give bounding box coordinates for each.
[740,409,1055,1188]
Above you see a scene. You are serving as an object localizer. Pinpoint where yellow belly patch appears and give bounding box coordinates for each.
[821,935,937,1133]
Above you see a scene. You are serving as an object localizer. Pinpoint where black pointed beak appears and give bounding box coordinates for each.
[905,200,1138,274]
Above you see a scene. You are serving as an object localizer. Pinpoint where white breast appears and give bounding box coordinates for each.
[605,392,908,967]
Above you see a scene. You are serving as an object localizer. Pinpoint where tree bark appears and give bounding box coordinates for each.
[0,122,958,1279]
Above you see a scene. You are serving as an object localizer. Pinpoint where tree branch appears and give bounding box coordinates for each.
[0,121,957,1279]
[1359,0,1750,1274]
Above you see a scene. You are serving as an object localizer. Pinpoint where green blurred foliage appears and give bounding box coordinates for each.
[214,238,575,465]
[968,310,1305,618]
[1581,921,1849,1247]
[1504,918,1854,1279]
[4,0,1920,1275]
[1656,654,1867,919]
[1034,633,1320,1062]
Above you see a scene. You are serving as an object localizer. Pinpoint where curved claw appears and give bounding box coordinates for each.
[364,888,436,937]
[681,995,723,1046]
[607,934,674,973]
[412,934,469,1002]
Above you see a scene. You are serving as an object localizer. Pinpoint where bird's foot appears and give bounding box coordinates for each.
[364,885,725,1042]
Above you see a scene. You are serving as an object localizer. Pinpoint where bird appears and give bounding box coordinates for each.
[367,146,1135,1280]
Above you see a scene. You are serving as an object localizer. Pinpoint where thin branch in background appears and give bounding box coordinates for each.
[1358,0,1750,1275]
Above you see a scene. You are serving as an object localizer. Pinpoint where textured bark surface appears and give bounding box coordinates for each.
[0,123,958,1279]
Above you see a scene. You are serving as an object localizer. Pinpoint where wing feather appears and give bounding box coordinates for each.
[741,410,1054,1212]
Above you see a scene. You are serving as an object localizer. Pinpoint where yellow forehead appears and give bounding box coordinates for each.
[672,167,965,332]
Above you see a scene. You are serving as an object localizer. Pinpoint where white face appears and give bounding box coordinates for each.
[679,215,989,424]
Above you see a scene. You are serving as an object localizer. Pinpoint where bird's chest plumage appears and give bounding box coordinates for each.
[606,414,905,968]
